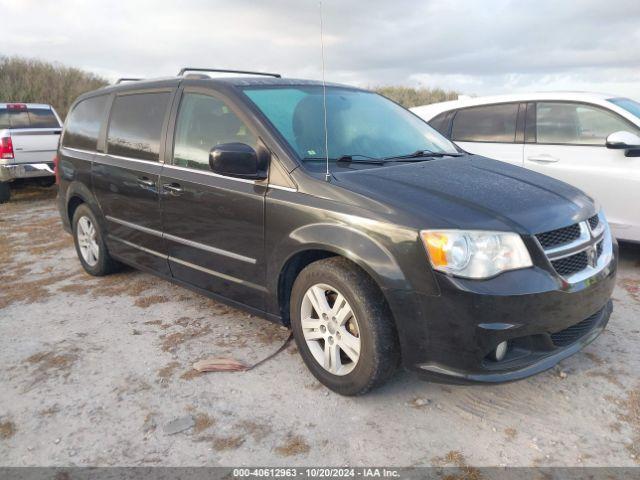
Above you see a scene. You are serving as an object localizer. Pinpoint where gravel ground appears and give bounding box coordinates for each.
[1,184,639,467]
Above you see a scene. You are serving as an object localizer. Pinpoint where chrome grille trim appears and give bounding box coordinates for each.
[543,222,591,258]
[536,212,613,284]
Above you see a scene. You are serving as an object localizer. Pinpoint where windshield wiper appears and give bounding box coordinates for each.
[303,150,462,166]
[302,155,384,165]
[384,150,464,161]
[336,154,385,165]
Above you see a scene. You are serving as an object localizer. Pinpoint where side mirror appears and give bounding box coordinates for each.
[605,131,640,150]
[209,143,268,180]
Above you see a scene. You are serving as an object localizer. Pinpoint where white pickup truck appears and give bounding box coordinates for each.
[0,103,62,203]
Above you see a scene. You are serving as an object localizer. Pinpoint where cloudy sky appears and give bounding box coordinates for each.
[3,0,640,97]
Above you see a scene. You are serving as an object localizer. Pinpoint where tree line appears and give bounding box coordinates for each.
[0,56,108,119]
[0,56,458,119]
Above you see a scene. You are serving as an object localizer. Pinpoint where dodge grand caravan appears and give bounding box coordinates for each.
[56,69,617,395]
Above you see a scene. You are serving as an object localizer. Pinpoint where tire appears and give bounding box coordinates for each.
[37,177,56,188]
[72,204,119,276]
[290,257,400,395]
[0,182,10,204]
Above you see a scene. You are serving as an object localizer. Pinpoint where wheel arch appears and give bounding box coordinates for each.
[64,181,102,227]
[272,223,410,325]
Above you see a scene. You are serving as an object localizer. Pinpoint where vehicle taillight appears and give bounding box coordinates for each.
[0,136,14,159]
[53,155,60,184]
[7,103,27,111]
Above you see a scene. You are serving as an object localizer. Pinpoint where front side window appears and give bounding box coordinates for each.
[536,102,639,145]
[451,104,519,143]
[63,96,108,150]
[243,86,456,164]
[107,92,170,161]
[173,93,258,171]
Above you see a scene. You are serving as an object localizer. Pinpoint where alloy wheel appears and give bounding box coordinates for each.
[77,216,100,267]
[300,283,361,376]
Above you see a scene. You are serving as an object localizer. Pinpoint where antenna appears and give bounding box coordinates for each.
[319,1,330,182]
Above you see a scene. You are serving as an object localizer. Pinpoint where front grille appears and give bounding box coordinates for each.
[596,240,603,258]
[550,310,601,347]
[536,223,581,249]
[588,214,599,231]
[551,251,588,276]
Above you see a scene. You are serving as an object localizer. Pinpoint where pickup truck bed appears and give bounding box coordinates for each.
[0,103,62,202]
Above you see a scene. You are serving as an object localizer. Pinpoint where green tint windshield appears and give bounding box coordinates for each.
[243,86,457,162]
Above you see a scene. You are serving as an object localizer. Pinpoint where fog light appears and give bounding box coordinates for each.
[491,341,508,361]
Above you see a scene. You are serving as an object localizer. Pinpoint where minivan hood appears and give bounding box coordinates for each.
[331,155,596,234]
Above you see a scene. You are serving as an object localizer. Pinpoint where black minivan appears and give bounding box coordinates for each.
[56,69,617,395]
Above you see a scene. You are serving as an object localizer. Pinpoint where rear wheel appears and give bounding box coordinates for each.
[37,177,55,188]
[72,204,119,276]
[0,182,10,204]
[290,257,400,395]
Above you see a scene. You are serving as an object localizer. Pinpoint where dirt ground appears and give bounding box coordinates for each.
[1,184,639,467]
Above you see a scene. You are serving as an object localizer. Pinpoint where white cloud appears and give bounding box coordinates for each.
[1,0,639,98]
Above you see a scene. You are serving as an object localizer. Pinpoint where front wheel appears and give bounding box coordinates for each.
[72,204,119,276]
[290,257,400,395]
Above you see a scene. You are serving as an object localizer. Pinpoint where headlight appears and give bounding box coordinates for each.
[420,230,532,279]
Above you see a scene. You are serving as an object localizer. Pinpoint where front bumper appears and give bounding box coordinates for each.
[387,240,618,384]
[0,163,54,182]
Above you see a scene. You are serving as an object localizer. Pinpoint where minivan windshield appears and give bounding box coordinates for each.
[609,97,640,120]
[243,86,458,163]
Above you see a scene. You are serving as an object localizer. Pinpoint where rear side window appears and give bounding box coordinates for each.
[429,112,450,136]
[28,108,60,128]
[452,104,519,142]
[63,96,108,150]
[536,102,639,145]
[107,92,170,161]
[173,93,258,171]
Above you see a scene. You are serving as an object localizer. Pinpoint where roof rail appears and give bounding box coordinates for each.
[177,67,281,78]
[115,78,142,84]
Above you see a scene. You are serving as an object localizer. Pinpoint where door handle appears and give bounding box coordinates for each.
[527,154,559,163]
[137,177,156,188]
[163,183,183,195]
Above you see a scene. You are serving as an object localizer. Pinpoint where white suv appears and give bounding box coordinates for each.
[0,103,62,203]
[412,92,640,243]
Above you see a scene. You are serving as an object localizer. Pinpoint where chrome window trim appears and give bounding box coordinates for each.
[105,215,256,264]
[268,184,297,192]
[64,147,276,187]
[62,146,96,156]
[95,151,163,165]
[162,163,258,185]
